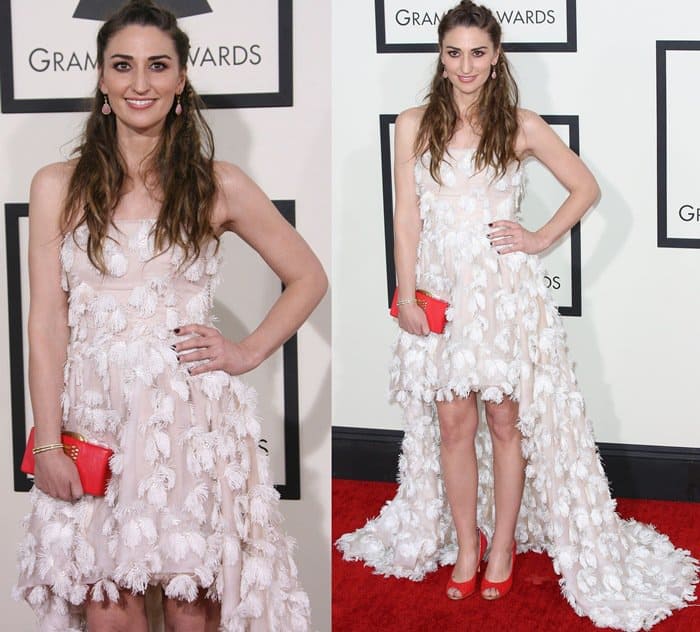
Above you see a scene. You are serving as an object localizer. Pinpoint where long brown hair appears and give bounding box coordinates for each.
[62,0,217,273]
[415,0,519,181]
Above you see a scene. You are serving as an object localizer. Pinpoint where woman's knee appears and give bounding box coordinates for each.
[163,600,199,632]
[85,590,148,632]
[163,593,220,632]
[437,398,478,446]
[484,400,520,443]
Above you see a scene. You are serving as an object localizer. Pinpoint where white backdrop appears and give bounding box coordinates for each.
[332,0,700,449]
[1,0,290,108]
[0,1,331,630]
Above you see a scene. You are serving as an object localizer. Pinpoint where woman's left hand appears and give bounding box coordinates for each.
[173,324,262,376]
[487,220,548,255]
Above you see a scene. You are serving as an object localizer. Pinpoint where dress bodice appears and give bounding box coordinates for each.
[414,148,524,229]
[60,219,220,343]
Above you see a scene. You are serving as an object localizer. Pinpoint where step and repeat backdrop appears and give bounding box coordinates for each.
[332,1,700,447]
[0,1,331,630]
[0,0,292,110]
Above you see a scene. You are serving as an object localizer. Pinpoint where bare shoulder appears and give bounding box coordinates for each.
[213,160,252,198]
[395,106,427,158]
[517,108,552,142]
[29,161,75,228]
[396,106,426,136]
[212,161,245,228]
[213,159,244,184]
[396,105,426,125]
[517,108,548,134]
[212,160,270,230]
[516,108,556,155]
[31,161,73,197]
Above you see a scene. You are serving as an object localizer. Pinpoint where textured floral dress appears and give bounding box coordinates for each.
[15,219,310,632]
[337,149,698,631]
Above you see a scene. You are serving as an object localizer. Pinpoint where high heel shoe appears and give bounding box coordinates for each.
[446,529,488,600]
[480,540,516,600]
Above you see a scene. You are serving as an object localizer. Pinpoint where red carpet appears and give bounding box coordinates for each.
[332,479,700,632]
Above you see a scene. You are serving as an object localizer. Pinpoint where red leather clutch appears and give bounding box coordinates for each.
[390,288,449,333]
[21,428,113,496]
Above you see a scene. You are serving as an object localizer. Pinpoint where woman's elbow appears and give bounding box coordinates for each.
[314,265,329,302]
[578,173,600,209]
[589,177,601,206]
[304,259,328,307]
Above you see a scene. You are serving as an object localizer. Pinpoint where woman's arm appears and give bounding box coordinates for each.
[393,107,430,336]
[175,162,328,376]
[28,163,83,500]
[489,109,600,255]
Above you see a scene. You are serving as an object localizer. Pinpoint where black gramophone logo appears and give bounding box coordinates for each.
[73,0,212,20]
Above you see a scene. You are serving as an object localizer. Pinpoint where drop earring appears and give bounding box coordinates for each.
[491,66,497,80]
[442,69,448,79]
[101,94,111,115]
[175,94,182,116]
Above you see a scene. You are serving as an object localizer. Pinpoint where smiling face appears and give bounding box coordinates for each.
[440,25,499,103]
[99,24,186,137]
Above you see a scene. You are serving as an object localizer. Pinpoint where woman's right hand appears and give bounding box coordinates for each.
[34,450,84,501]
[398,303,430,336]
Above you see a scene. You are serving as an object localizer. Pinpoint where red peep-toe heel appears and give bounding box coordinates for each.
[446,529,488,600]
[480,540,516,600]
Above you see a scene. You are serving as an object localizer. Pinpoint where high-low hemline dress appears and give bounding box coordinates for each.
[336,150,698,632]
[15,219,310,632]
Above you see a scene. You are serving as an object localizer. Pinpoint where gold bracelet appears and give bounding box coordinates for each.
[396,298,417,307]
[32,443,64,455]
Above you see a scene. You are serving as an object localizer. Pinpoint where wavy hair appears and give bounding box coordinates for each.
[415,0,520,181]
[62,0,217,273]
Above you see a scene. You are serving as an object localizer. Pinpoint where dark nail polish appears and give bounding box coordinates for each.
[488,223,493,227]
[187,367,192,375]
[173,328,180,334]
[170,344,176,350]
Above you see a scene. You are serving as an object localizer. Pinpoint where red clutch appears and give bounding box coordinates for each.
[21,428,113,496]
[390,288,449,333]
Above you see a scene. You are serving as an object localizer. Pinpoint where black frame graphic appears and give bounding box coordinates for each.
[656,40,700,249]
[0,0,293,113]
[379,113,582,317]
[272,200,301,499]
[73,0,213,19]
[375,0,577,53]
[6,200,301,499]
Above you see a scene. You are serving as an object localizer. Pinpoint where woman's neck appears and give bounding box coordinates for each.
[452,88,480,122]
[116,121,163,177]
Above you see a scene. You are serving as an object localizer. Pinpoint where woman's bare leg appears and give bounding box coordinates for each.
[86,590,148,632]
[436,393,480,597]
[163,590,221,632]
[483,397,525,597]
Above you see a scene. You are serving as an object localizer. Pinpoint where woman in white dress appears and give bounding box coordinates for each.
[337,2,697,629]
[15,1,326,630]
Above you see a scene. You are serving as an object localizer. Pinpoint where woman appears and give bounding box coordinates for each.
[337,1,697,629]
[15,2,325,630]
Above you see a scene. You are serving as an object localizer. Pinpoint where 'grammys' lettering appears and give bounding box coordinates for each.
[28,45,263,72]
[394,8,557,27]
[29,49,96,72]
[395,9,440,26]
[678,204,700,222]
